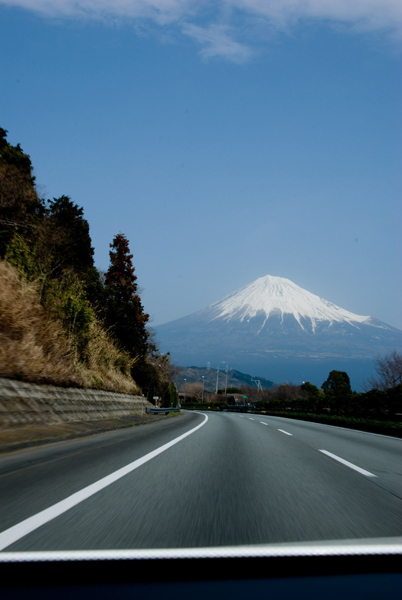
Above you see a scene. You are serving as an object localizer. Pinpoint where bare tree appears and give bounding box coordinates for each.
[167,361,180,382]
[240,386,263,404]
[184,382,204,401]
[369,351,402,390]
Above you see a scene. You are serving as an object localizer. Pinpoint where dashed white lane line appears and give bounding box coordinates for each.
[0,413,209,551]
[319,450,376,477]
[236,417,377,478]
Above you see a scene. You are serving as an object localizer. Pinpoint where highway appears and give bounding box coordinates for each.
[0,411,401,551]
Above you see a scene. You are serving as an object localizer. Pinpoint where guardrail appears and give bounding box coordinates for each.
[146,407,180,415]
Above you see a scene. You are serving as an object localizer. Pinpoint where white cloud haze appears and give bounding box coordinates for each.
[182,23,253,62]
[2,0,401,59]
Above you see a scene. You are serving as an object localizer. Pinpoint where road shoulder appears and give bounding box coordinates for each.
[0,412,182,455]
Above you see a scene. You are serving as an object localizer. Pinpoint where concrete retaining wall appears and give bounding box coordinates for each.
[0,377,151,428]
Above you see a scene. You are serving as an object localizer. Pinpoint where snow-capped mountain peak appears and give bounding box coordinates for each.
[210,275,370,332]
[155,274,402,388]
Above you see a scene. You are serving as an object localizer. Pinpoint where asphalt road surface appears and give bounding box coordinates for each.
[0,411,401,551]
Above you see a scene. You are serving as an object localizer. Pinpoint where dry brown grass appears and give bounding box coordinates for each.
[0,260,140,394]
[77,321,140,394]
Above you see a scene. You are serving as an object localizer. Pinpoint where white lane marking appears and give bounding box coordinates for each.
[0,413,209,551]
[278,429,292,436]
[319,450,376,477]
[260,422,269,426]
[249,418,255,421]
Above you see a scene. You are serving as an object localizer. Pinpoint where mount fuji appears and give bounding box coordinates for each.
[155,275,402,389]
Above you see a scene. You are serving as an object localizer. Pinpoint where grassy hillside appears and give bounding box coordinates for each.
[0,127,177,401]
[0,258,139,393]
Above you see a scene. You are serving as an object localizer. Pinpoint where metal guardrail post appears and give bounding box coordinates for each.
[146,407,180,415]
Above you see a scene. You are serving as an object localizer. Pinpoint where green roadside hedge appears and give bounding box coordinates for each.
[256,410,402,437]
[182,405,402,437]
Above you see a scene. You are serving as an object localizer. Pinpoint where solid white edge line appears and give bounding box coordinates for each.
[319,450,376,477]
[278,429,292,436]
[0,412,209,551]
[0,538,401,561]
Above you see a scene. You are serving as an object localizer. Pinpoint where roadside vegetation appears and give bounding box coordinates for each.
[181,353,402,436]
[0,127,177,402]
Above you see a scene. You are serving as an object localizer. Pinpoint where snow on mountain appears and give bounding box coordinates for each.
[209,275,371,333]
[155,274,402,389]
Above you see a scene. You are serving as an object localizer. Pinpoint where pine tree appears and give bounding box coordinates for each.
[104,233,149,360]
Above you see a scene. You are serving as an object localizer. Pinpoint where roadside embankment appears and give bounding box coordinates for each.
[0,377,174,453]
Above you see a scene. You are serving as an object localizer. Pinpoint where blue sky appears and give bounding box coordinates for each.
[1,0,401,329]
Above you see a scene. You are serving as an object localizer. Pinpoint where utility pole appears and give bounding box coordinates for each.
[223,362,229,396]
[202,376,205,402]
[215,366,219,393]
[252,379,262,392]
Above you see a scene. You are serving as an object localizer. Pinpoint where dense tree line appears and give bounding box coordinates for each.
[181,354,402,420]
[254,357,402,420]
[0,127,176,403]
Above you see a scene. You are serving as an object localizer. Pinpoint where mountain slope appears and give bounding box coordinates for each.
[211,275,373,331]
[155,276,402,388]
[174,366,275,392]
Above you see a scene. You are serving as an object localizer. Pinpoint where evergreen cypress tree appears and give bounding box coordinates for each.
[104,233,149,361]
